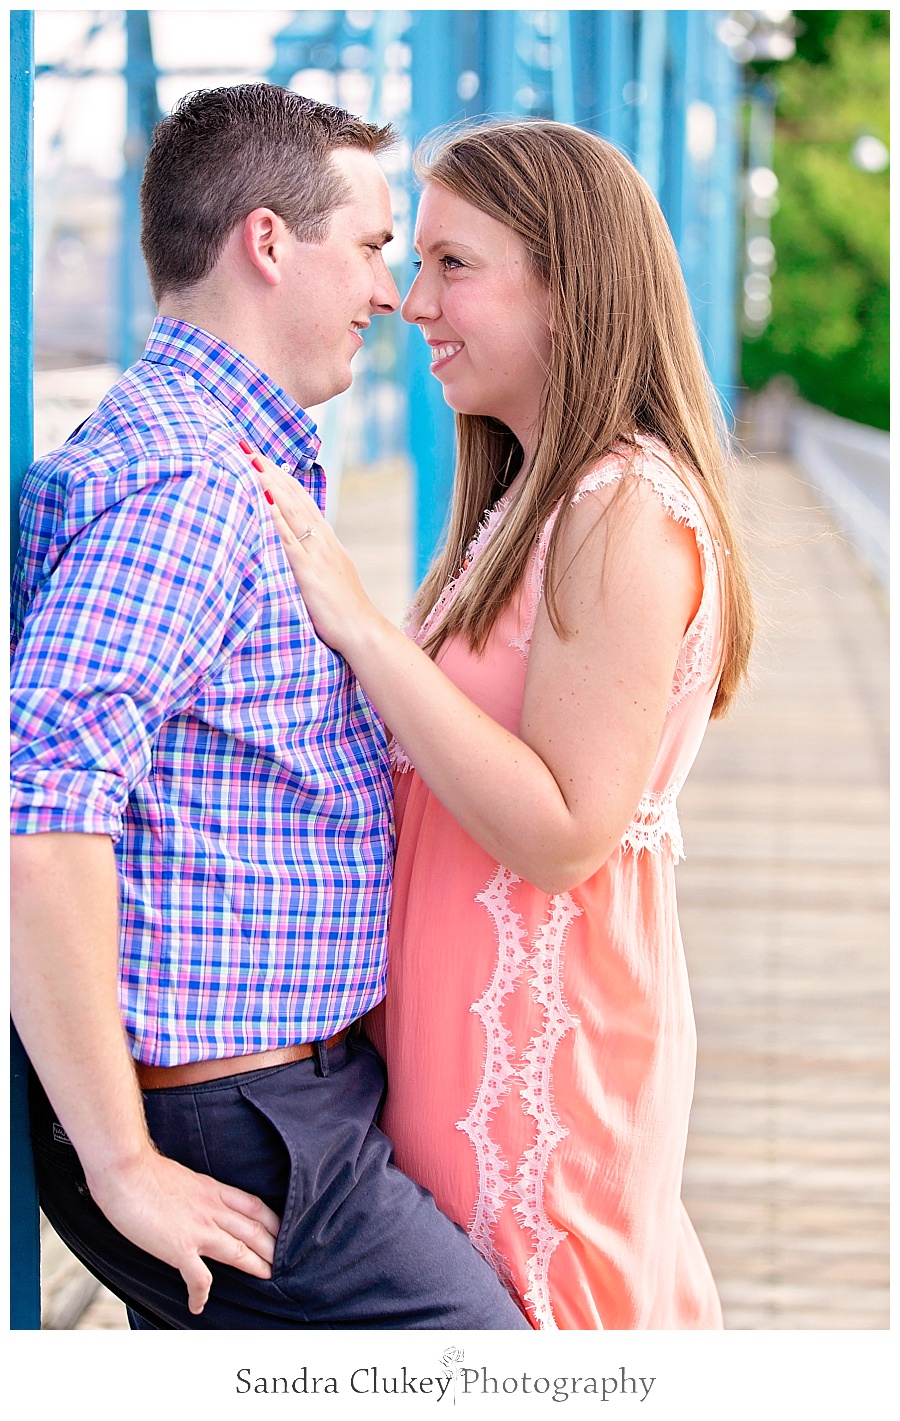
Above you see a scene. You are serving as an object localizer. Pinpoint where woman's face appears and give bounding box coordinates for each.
[401,183,552,460]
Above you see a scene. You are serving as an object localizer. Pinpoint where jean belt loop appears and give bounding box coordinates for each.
[313,1040,329,1078]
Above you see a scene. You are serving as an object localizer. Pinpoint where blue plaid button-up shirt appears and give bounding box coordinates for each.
[11,318,393,1065]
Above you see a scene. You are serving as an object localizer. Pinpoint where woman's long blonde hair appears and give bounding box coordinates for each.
[412,120,753,716]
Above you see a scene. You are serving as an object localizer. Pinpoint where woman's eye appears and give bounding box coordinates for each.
[410,255,464,273]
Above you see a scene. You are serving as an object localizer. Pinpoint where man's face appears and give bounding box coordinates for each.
[279,147,399,409]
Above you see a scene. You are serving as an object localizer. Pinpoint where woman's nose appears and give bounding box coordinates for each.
[400,269,439,326]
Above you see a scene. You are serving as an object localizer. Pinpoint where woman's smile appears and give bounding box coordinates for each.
[402,184,551,457]
[428,340,465,370]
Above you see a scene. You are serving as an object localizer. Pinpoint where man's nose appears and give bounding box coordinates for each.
[372,256,401,314]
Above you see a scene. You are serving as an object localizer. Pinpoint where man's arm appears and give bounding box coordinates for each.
[12,458,280,1312]
[11,832,280,1316]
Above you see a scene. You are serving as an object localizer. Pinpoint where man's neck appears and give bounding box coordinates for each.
[157,294,241,355]
[156,295,298,407]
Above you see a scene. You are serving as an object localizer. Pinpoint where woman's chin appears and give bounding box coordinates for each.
[439,387,490,420]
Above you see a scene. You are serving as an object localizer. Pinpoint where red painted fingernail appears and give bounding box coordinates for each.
[264,489,274,505]
[238,438,253,454]
[251,457,264,472]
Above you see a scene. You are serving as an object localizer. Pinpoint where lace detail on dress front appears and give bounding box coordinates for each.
[513,894,582,1330]
[510,514,557,660]
[391,495,513,774]
[461,871,581,1328]
[621,781,685,863]
[456,865,530,1275]
[417,496,512,647]
[389,736,413,774]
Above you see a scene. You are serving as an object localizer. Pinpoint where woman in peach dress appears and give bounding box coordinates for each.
[252,121,754,1329]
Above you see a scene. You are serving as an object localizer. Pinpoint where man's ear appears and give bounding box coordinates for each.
[241,208,287,287]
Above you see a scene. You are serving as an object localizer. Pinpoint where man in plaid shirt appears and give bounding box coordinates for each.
[11,84,527,1330]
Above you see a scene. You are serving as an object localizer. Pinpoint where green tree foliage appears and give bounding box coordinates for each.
[741,11,889,429]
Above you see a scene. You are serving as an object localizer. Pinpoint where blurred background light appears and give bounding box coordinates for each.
[748,165,779,198]
[718,9,797,64]
[851,133,889,172]
[456,69,480,102]
[747,235,776,268]
[686,101,718,164]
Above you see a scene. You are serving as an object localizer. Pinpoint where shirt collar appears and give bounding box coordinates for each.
[141,316,322,475]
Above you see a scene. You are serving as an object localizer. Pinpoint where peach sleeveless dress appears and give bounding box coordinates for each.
[376,439,725,1330]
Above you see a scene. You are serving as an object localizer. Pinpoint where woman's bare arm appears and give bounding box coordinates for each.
[258,461,701,893]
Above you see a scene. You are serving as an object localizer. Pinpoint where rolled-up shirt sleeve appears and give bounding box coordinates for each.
[11,458,261,838]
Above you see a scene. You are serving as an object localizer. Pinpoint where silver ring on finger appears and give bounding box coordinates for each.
[296,528,316,543]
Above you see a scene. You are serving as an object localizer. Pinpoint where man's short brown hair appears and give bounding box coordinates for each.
[140,83,395,302]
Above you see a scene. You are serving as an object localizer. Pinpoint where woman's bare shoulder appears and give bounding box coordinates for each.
[547,444,704,624]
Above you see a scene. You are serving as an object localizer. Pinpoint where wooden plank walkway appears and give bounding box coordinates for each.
[678,454,889,1329]
[37,452,888,1330]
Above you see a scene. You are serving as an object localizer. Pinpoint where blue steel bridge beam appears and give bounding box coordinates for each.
[594,9,637,152]
[408,7,565,579]
[482,9,531,119]
[635,8,667,194]
[660,10,689,253]
[670,10,709,372]
[10,6,41,1332]
[406,10,469,581]
[567,10,606,133]
[119,11,161,370]
[704,11,740,413]
[667,11,740,414]
[551,9,576,125]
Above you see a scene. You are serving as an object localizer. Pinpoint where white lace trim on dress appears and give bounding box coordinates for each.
[390,495,512,775]
[512,893,581,1329]
[389,736,413,774]
[417,495,512,645]
[459,868,580,1329]
[621,780,686,864]
[455,865,530,1281]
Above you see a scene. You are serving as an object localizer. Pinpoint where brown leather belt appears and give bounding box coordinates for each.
[134,1027,351,1091]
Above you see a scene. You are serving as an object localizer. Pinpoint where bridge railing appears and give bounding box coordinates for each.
[788,400,889,589]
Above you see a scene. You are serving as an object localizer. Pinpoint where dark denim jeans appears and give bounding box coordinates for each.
[30,1033,529,1330]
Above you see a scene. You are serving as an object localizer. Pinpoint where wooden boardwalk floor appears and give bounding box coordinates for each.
[678,454,889,1329]
[39,453,888,1331]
